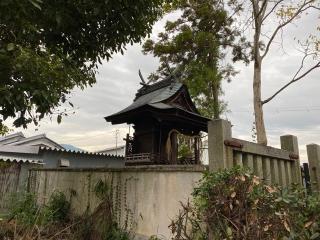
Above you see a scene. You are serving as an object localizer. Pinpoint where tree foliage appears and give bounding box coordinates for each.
[0,0,164,131]
[142,0,249,118]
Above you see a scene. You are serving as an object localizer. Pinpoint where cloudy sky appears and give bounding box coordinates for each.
[9,8,320,161]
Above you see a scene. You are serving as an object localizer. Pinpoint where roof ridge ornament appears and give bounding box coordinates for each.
[165,62,183,85]
[165,62,174,81]
[138,69,153,86]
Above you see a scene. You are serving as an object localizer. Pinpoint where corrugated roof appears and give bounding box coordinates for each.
[39,146,123,158]
[0,145,39,154]
[0,155,42,164]
[96,145,125,153]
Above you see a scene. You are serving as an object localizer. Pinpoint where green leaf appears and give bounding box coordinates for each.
[226,227,233,237]
[57,115,62,124]
[56,13,62,26]
[311,233,320,240]
[0,0,163,128]
[28,0,42,10]
[6,43,15,51]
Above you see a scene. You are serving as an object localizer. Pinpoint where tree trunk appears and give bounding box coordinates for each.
[253,58,268,145]
[252,0,268,145]
[213,83,220,119]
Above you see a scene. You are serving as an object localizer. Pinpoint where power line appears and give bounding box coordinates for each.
[230,105,320,113]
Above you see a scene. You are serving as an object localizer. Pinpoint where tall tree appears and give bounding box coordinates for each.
[142,0,248,118]
[246,0,320,145]
[0,0,164,133]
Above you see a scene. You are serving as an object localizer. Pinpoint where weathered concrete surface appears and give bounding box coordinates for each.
[29,165,205,239]
[0,162,39,213]
[307,144,320,191]
[281,135,301,184]
[207,119,301,187]
[208,119,232,171]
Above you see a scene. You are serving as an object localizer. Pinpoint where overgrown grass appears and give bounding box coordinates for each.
[1,180,133,240]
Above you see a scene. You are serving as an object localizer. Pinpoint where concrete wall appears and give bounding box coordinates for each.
[0,151,124,169]
[40,151,124,168]
[29,166,204,239]
[0,162,39,212]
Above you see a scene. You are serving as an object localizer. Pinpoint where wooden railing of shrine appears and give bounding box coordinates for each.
[125,153,159,165]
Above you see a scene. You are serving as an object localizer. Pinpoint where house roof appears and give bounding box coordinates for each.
[39,146,124,158]
[0,132,25,140]
[0,132,64,149]
[0,145,122,160]
[0,145,39,154]
[105,76,210,132]
[96,145,126,153]
[8,133,64,149]
[0,132,25,145]
[0,154,42,164]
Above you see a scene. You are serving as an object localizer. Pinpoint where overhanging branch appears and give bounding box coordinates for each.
[262,61,320,105]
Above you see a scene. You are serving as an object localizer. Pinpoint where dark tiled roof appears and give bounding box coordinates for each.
[135,76,174,99]
[106,78,183,118]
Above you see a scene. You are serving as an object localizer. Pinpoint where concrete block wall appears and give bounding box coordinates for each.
[29,166,205,239]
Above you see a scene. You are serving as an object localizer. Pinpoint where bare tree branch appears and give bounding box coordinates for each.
[261,0,315,60]
[262,60,320,105]
[262,0,285,22]
[257,0,268,19]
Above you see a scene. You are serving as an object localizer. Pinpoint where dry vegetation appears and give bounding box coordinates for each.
[0,180,131,240]
[169,167,320,240]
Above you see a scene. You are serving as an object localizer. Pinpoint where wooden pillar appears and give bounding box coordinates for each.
[170,131,178,164]
[194,137,199,164]
[302,162,311,193]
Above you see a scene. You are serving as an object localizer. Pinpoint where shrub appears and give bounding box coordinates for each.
[8,192,39,226]
[8,191,71,227]
[170,167,320,240]
[4,182,133,240]
[45,191,71,223]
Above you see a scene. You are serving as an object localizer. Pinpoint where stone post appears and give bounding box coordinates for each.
[306,144,320,192]
[208,119,232,172]
[280,135,301,185]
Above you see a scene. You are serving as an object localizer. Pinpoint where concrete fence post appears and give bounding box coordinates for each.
[306,144,320,192]
[208,119,232,172]
[280,135,301,185]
